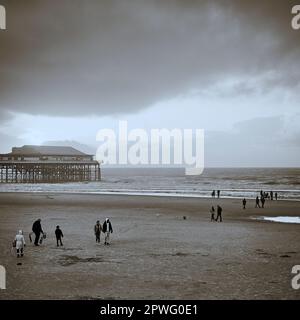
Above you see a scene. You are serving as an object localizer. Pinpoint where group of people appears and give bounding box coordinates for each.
[260,190,278,201]
[209,189,279,222]
[242,191,279,210]
[253,190,279,209]
[13,217,113,258]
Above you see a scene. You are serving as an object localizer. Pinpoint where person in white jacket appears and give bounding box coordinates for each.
[102,218,113,245]
[15,230,25,258]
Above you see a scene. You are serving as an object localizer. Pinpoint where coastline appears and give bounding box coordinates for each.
[0,190,299,202]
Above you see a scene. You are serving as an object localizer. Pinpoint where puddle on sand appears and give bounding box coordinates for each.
[255,216,300,224]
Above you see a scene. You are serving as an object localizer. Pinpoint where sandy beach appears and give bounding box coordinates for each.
[0,192,299,300]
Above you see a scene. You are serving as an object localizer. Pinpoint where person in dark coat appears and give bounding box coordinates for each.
[103,218,113,245]
[275,192,278,200]
[210,206,215,221]
[211,190,215,198]
[242,198,247,209]
[255,196,260,208]
[217,190,220,198]
[32,219,44,246]
[94,220,102,243]
[261,196,265,208]
[55,225,64,247]
[270,191,273,201]
[216,205,223,222]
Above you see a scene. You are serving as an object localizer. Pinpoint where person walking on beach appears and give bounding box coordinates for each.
[261,196,265,208]
[260,190,263,198]
[217,190,220,198]
[270,191,273,201]
[14,230,25,258]
[255,196,260,208]
[275,192,278,200]
[55,226,64,247]
[94,220,102,243]
[210,206,215,221]
[103,218,113,245]
[216,205,223,222]
[242,198,247,209]
[211,190,215,198]
[32,219,44,246]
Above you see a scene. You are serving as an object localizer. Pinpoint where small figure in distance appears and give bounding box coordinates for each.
[255,196,260,208]
[216,205,223,222]
[242,198,247,209]
[261,196,265,208]
[55,225,64,247]
[210,206,215,221]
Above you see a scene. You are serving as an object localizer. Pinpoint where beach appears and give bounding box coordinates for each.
[0,192,299,300]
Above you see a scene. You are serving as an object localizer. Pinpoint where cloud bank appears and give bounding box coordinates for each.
[0,0,299,120]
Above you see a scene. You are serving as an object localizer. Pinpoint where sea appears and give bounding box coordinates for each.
[0,167,299,201]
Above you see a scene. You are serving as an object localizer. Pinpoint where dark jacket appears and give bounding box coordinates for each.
[102,220,113,233]
[32,220,43,234]
[55,228,63,239]
[94,224,102,235]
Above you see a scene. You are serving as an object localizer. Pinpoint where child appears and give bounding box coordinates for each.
[55,225,64,247]
[14,230,26,258]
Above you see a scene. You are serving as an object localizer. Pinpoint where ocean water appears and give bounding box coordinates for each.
[0,167,299,200]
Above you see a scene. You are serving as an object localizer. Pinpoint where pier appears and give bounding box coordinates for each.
[0,145,101,183]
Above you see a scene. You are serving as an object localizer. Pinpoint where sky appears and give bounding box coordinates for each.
[0,0,299,167]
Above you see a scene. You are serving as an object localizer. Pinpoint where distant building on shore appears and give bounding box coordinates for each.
[0,145,101,183]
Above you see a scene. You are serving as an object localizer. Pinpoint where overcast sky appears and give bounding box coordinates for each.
[0,0,299,166]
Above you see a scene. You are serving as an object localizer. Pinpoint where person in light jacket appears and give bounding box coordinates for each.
[102,218,113,245]
[15,230,26,258]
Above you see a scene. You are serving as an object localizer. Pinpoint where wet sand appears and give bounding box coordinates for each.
[0,192,300,300]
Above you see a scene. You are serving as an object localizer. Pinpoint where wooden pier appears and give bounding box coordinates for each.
[0,145,101,183]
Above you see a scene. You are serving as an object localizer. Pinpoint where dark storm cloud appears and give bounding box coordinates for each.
[0,0,299,119]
